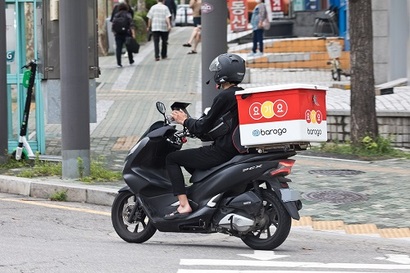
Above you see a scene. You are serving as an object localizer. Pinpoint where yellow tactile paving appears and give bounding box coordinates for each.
[312,220,345,230]
[378,228,410,238]
[236,37,351,70]
[112,136,139,151]
[344,224,378,234]
[331,83,351,90]
[293,218,410,238]
[292,216,313,226]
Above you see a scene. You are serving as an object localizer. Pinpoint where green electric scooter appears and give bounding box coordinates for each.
[14,60,37,160]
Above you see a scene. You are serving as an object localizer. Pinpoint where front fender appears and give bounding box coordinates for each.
[118,185,135,194]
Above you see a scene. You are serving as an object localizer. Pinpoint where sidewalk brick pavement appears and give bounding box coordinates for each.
[4,27,410,239]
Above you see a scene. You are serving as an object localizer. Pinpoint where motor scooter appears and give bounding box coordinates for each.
[111,101,302,250]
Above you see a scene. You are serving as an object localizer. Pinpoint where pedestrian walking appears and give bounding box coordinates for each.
[111,2,136,67]
[147,0,172,61]
[183,26,201,54]
[249,0,267,56]
[164,0,177,26]
[189,0,201,27]
[110,0,134,21]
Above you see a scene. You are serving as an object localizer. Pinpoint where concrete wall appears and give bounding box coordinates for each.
[327,111,410,148]
[372,0,389,85]
[373,0,409,85]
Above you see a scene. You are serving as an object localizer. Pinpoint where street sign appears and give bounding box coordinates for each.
[6,50,15,63]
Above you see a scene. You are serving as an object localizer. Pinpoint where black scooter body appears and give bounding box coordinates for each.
[121,121,298,233]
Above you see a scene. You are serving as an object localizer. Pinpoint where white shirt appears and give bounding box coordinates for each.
[147,3,171,32]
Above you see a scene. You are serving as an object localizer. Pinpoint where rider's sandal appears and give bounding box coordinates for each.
[164,210,191,220]
[187,50,197,54]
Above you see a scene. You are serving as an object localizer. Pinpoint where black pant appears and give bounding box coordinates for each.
[252,29,264,53]
[166,145,234,196]
[152,31,169,59]
[115,35,134,66]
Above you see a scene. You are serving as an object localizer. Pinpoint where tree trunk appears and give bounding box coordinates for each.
[137,0,146,12]
[97,0,109,56]
[349,0,378,145]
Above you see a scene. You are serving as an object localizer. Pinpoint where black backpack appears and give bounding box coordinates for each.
[112,11,130,35]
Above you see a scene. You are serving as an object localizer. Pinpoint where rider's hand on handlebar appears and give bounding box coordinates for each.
[171,109,187,125]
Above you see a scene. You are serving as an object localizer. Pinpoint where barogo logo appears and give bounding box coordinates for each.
[306,128,323,136]
[252,128,287,137]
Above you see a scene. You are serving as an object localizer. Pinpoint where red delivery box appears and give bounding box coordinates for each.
[235,84,328,148]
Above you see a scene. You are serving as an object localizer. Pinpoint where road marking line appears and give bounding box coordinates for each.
[177,269,386,273]
[180,259,410,270]
[0,198,110,216]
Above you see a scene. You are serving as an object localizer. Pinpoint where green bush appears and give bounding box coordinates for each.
[50,190,68,201]
[1,154,122,182]
[80,158,122,183]
[133,14,148,43]
[314,135,410,160]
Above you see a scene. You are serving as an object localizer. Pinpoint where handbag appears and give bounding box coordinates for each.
[262,18,270,30]
[125,36,140,53]
[147,28,152,42]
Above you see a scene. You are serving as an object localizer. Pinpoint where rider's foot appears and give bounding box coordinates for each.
[164,205,192,220]
[177,205,192,214]
[164,210,190,220]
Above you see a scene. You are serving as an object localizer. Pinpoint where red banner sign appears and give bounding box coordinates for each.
[270,0,284,12]
[228,0,248,32]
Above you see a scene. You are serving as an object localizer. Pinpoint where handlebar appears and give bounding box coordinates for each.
[22,60,37,70]
[164,129,189,148]
[156,101,194,146]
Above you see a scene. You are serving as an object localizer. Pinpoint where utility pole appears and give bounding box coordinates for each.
[59,0,90,178]
[201,0,228,110]
[408,0,410,85]
[0,0,8,163]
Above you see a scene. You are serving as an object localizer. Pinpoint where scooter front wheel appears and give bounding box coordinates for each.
[111,191,156,243]
[241,190,291,250]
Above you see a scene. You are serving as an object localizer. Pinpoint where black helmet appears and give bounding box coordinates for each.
[209,53,246,85]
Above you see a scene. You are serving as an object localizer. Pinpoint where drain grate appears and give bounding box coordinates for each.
[308,169,365,176]
[302,190,368,204]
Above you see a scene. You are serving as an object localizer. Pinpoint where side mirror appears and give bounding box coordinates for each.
[156,101,166,115]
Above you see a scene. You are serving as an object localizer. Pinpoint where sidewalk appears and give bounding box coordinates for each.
[1,27,410,239]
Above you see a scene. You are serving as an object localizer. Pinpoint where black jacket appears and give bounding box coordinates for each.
[184,86,242,156]
[110,3,134,22]
[165,0,177,18]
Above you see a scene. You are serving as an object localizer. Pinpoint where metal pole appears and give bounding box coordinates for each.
[201,0,227,110]
[60,0,90,178]
[407,0,410,85]
[0,0,8,163]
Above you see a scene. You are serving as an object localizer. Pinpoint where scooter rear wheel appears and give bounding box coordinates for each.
[241,190,291,250]
[111,190,157,243]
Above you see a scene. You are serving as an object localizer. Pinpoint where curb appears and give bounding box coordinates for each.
[0,175,117,206]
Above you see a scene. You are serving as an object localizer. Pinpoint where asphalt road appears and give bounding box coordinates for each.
[1,192,409,273]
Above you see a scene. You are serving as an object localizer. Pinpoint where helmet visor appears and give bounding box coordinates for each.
[209,56,220,72]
